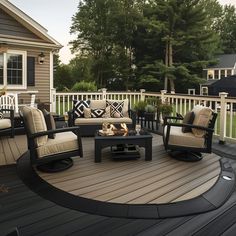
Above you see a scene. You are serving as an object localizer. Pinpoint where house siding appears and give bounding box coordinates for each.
[0,9,42,40]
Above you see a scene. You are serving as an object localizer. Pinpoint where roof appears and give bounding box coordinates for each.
[201,80,217,86]
[207,54,236,69]
[0,0,62,49]
[209,75,236,89]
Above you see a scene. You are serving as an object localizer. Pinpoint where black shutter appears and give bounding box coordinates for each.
[27,57,35,86]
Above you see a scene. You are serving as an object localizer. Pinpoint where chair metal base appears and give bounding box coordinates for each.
[169,150,203,162]
[37,158,73,173]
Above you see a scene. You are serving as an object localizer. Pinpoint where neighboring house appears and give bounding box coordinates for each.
[200,54,236,95]
[0,0,62,110]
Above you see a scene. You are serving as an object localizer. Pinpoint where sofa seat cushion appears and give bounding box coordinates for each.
[0,119,11,129]
[74,117,132,125]
[36,131,78,158]
[164,126,205,148]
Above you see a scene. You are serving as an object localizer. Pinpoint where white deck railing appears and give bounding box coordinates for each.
[52,89,236,143]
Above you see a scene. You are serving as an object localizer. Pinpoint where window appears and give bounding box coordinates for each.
[227,70,232,77]
[202,87,208,96]
[214,70,219,79]
[220,70,225,79]
[0,50,26,89]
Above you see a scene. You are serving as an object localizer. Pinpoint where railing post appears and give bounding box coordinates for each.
[101,88,107,100]
[160,90,167,103]
[51,89,56,113]
[140,89,146,101]
[14,93,19,113]
[219,92,228,144]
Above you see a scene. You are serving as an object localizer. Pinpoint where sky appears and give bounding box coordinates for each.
[9,0,79,64]
[9,0,236,65]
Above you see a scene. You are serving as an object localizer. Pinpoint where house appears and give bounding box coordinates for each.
[0,0,62,110]
[200,54,236,95]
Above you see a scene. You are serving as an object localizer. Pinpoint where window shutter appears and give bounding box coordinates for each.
[27,57,35,86]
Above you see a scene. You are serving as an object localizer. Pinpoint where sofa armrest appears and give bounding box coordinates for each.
[128,109,136,128]
[67,109,74,127]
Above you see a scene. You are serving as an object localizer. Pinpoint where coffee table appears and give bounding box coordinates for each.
[94,132,153,163]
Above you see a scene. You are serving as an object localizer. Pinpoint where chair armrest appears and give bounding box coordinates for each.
[163,116,183,126]
[167,122,214,133]
[29,126,81,138]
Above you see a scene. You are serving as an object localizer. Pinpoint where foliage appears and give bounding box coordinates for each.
[71,80,97,92]
[145,104,155,113]
[54,64,74,91]
[64,0,234,93]
[214,5,236,53]
[160,102,173,115]
[133,100,147,112]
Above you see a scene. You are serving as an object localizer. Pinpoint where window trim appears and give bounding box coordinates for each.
[0,50,27,90]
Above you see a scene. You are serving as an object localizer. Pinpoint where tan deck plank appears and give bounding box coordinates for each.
[43,149,166,184]
[147,168,220,204]
[33,133,221,205]
[2,137,15,164]
[0,138,6,165]
[96,158,218,203]
[7,137,21,162]
[172,176,219,202]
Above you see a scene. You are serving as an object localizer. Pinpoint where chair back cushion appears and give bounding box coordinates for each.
[22,106,48,147]
[192,105,213,137]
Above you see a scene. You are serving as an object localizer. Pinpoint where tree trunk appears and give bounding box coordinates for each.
[168,41,175,93]
[164,41,169,91]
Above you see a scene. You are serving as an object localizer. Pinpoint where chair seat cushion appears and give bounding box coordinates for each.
[164,126,205,148]
[36,131,78,158]
[0,119,11,129]
[74,117,132,125]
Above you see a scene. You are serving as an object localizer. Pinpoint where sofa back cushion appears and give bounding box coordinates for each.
[90,100,106,109]
[192,105,213,137]
[22,106,48,147]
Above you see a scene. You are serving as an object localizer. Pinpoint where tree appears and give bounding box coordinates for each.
[133,0,220,93]
[215,5,236,53]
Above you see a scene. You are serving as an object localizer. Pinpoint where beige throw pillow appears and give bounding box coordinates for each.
[192,105,212,137]
[83,107,91,118]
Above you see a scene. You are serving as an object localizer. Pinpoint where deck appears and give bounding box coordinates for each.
[1,133,236,235]
[37,135,221,205]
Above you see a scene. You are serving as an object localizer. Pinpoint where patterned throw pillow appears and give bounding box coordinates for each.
[0,112,4,119]
[106,100,124,118]
[91,108,106,118]
[73,100,90,118]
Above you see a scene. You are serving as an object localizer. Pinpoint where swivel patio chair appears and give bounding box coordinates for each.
[21,106,83,172]
[163,105,217,161]
[0,108,15,138]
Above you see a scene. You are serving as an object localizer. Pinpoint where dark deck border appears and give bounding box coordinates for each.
[17,152,235,219]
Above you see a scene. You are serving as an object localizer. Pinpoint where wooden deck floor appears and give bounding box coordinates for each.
[37,134,221,205]
[0,135,27,165]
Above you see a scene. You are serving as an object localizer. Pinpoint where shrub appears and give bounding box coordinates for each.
[71,81,97,92]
